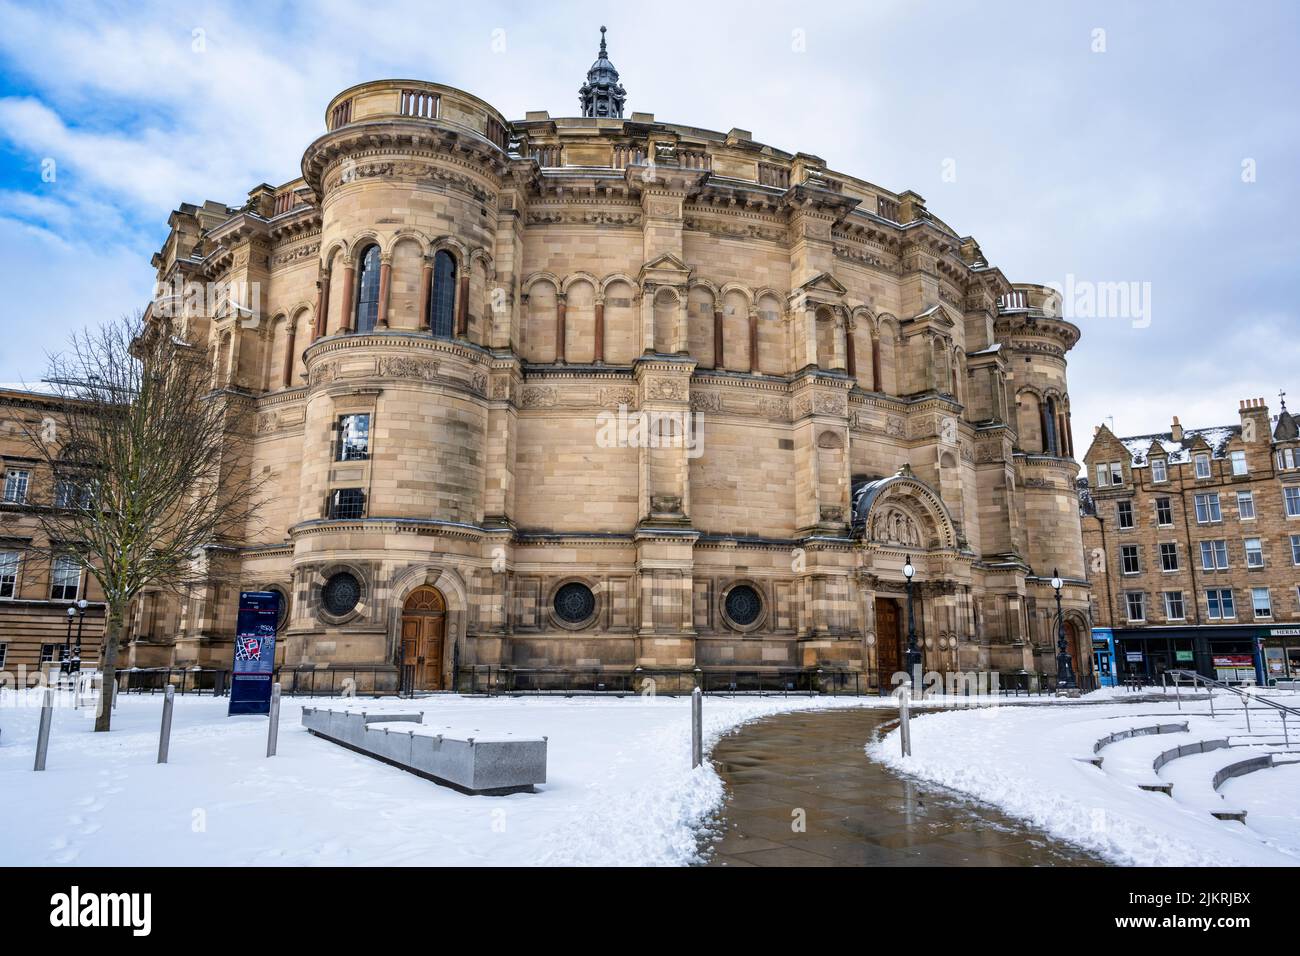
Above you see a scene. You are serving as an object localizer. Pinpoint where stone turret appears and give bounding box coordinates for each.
[579,26,626,118]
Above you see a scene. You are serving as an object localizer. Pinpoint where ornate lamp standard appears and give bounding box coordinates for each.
[902,556,922,689]
[71,598,88,675]
[1051,568,1077,690]
[60,605,76,676]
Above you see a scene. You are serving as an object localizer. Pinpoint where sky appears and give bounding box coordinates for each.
[0,0,1296,446]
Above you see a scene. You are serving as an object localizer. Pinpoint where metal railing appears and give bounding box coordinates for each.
[1165,669,1300,732]
[116,665,395,698]
[451,666,1097,699]
[106,663,1098,701]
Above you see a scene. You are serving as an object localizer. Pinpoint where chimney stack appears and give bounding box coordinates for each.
[1170,416,1183,443]
[1240,397,1269,443]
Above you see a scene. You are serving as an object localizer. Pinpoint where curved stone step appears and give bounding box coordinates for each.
[1083,721,1190,768]
[1155,746,1277,823]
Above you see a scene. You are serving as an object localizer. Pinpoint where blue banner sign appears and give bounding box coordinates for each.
[228,591,280,716]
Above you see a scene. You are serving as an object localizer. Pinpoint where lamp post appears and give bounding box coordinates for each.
[902,556,922,691]
[61,606,76,676]
[1051,568,1076,690]
[71,598,88,675]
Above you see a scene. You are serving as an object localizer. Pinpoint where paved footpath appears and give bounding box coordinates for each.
[705,707,1103,867]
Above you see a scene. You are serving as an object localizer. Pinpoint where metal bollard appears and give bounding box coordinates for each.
[157,685,175,764]
[34,687,54,771]
[898,681,912,757]
[690,687,702,768]
[266,682,281,758]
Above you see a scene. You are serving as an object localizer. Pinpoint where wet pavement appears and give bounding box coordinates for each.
[704,707,1103,867]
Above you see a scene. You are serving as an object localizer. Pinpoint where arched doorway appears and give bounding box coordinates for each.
[401,586,446,691]
[1064,619,1086,683]
[874,597,904,689]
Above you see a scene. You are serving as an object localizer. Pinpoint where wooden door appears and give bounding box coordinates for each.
[401,587,447,691]
[875,597,902,681]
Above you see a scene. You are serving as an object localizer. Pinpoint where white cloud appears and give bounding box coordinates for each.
[0,0,1295,432]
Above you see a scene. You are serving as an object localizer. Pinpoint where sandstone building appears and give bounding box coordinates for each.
[1081,395,1300,684]
[118,32,1091,691]
[0,385,106,675]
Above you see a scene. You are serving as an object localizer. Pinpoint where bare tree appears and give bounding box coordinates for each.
[13,311,264,731]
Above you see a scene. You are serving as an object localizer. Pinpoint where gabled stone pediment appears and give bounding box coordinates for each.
[639,252,691,285]
[788,271,848,312]
[795,271,848,296]
[908,302,958,329]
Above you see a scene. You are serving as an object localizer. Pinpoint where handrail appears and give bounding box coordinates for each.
[1166,669,1300,720]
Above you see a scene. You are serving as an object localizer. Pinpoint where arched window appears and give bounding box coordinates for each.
[1044,396,1060,455]
[430,250,457,338]
[354,244,381,333]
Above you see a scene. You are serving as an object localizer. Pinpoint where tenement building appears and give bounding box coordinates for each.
[126,32,1091,691]
[0,385,106,675]
[1081,395,1300,685]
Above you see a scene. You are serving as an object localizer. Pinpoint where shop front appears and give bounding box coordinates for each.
[1262,626,1300,683]
[1110,626,1266,685]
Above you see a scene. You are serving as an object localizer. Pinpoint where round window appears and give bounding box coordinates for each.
[725,584,763,627]
[553,582,596,625]
[322,572,361,617]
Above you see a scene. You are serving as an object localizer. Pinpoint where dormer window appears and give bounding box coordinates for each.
[1094,461,1124,487]
[1194,453,1211,478]
[1150,458,1167,482]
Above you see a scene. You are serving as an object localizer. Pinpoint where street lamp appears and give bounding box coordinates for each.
[902,555,922,691]
[61,606,76,676]
[72,598,88,675]
[1051,568,1077,690]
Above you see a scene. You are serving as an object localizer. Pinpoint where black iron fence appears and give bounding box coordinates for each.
[115,665,395,698]
[453,666,1099,698]
[110,664,1098,699]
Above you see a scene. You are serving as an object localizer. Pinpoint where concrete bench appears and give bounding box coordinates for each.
[301,707,546,795]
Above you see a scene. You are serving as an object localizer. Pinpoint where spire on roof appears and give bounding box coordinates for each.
[579,25,626,118]
[1275,388,1299,442]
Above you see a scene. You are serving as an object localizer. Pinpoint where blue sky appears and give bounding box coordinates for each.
[0,0,1296,442]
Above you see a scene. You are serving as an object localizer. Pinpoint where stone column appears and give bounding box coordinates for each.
[872,336,882,392]
[416,259,433,331]
[676,292,689,355]
[313,271,330,340]
[845,320,857,380]
[555,292,567,363]
[594,297,605,363]
[748,308,759,373]
[376,256,392,328]
[712,306,724,370]
[456,273,470,338]
[338,263,355,333]
[282,320,297,388]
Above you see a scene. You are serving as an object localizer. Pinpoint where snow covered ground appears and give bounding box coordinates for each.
[5,685,1296,866]
[869,689,1300,866]
[0,688,893,866]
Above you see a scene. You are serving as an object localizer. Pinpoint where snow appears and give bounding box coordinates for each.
[0,689,888,867]
[1223,762,1300,849]
[1118,425,1240,467]
[6,686,1297,866]
[868,690,1300,866]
